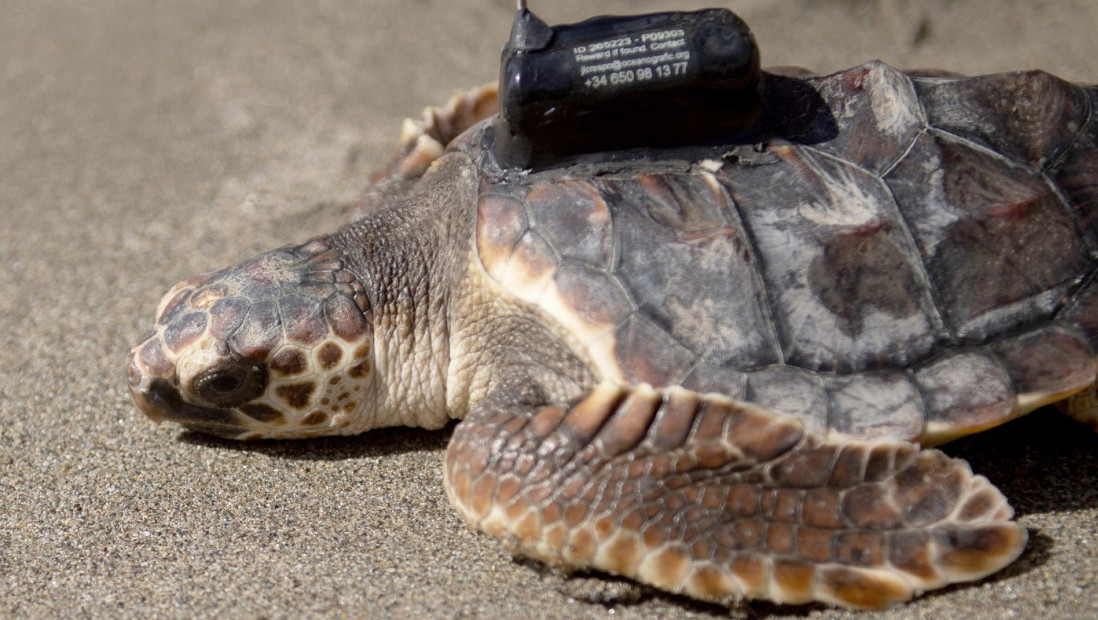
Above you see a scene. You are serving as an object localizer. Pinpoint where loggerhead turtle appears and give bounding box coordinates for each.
[126,12,1098,610]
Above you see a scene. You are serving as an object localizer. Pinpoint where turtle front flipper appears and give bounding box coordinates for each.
[445,383,1026,609]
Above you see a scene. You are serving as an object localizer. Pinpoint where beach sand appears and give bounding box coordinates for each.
[2,1,1096,617]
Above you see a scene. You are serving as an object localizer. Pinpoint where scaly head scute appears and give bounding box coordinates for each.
[126,237,379,439]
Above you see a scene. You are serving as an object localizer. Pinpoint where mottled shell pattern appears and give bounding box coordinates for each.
[462,61,1098,445]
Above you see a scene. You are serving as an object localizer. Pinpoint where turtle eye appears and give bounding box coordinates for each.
[192,362,268,408]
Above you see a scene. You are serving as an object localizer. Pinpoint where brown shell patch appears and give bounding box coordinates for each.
[809,62,924,174]
[744,368,829,436]
[347,359,371,379]
[721,144,944,372]
[614,315,694,387]
[604,171,781,370]
[275,382,316,409]
[1053,120,1098,248]
[316,342,343,370]
[239,403,285,424]
[886,133,1090,337]
[302,411,329,426]
[505,231,558,290]
[826,373,924,440]
[808,220,927,335]
[270,348,308,376]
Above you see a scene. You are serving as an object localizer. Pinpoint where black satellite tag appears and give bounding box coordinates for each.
[495,2,762,167]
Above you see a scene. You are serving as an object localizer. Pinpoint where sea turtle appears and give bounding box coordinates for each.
[126,15,1098,609]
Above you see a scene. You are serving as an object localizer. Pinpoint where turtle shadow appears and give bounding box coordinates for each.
[176,420,455,461]
[534,561,826,619]
[941,408,1098,517]
[987,529,1055,581]
[904,528,1054,608]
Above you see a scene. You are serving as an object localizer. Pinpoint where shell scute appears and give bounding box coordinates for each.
[501,230,559,297]
[603,172,780,370]
[475,192,528,283]
[553,262,632,328]
[679,363,747,401]
[467,62,1098,442]
[916,349,1015,440]
[524,180,612,267]
[807,61,925,174]
[885,132,1091,340]
[913,70,1088,169]
[162,312,207,353]
[744,367,828,436]
[1051,87,1098,249]
[824,372,925,440]
[614,314,695,387]
[995,323,1096,398]
[720,146,946,372]
[279,294,328,346]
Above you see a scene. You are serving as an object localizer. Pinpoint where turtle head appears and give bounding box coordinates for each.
[126,237,379,439]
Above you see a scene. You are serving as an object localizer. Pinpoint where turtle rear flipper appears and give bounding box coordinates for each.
[445,383,1026,609]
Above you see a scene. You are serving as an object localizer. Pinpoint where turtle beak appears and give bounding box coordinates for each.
[126,346,247,438]
[126,348,169,423]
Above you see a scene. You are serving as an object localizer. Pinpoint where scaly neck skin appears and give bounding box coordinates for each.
[333,153,477,431]
[332,150,597,432]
